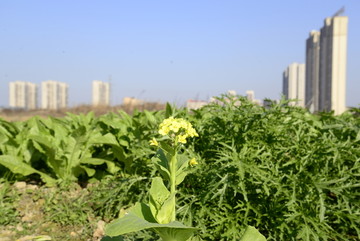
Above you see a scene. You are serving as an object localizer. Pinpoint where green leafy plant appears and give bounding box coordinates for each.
[91,175,150,222]
[0,118,56,185]
[105,117,200,241]
[184,95,359,240]
[1,95,359,240]
[29,114,122,184]
[105,116,266,241]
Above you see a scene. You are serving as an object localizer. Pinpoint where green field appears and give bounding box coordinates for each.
[1,95,359,240]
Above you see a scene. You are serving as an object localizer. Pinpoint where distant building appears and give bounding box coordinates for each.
[305,31,321,112]
[318,16,348,115]
[9,81,38,110]
[246,90,255,102]
[186,99,208,110]
[283,63,305,107]
[245,90,262,105]
[92,80,110,106]
[41,80,68,110]
[304,15,348,115]
[123,97,145,106]
[253,99,262,106]
[227,90,237,96]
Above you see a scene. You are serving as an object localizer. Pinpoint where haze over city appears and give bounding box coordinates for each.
[1,1,359,108]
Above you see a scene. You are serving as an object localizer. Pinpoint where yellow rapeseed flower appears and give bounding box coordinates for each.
[149,138,159,146]
[189,158,198,166]
[158,117,198,143]
[177,134,187,144]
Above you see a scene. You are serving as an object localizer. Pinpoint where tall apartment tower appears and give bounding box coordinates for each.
[92,80,110,106]
[9,81,37,110]
[41,80,68,110]
[318,16,348,115]
[305,31,321,112]
[9,81,38,110]
[283,63,305,107]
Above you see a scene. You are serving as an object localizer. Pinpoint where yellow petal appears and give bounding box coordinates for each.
[149,138,159,146]
[189,158,198,166]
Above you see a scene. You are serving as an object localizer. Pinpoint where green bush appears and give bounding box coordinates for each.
[179,95,360,240]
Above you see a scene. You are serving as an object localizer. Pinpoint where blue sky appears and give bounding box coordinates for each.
[1,0,359,107]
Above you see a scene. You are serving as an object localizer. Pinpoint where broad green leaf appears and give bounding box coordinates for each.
[105,202,198,240]
[165,103,173,118]
[105,202,157,236]
[85,111,95,125]
[152,149,171,181]
[159,142,175,156]
[67,134,87,169]
[155,226,197,241]
[239,226,266,241]
[149,177,174,224]
[0,155,39,176]
[176,171,188,186]
[0,119,19,137]
[118,139,129,147]
[0,132,8,146]
[101,236,124,241]
[104,160,120,174]
[156,192,175,225]
[175,154,190,185]
[80,157,106,165]
[144,110,157,125]
[81,165,96,177]
[30,135,63,178]
[0,155,56,185]
[117,110,133,126]
[91,133,119,146]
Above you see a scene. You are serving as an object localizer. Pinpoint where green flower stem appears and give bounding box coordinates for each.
[169,151,177,222]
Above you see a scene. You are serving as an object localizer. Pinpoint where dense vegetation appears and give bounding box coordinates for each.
[0,95,359,240]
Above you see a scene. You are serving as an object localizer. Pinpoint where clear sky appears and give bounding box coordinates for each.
[1,0,359,107]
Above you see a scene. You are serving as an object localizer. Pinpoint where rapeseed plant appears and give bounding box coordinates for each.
[158,117,198,144]
[105,117,200,241]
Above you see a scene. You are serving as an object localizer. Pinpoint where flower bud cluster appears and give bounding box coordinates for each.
[158,117,198,144]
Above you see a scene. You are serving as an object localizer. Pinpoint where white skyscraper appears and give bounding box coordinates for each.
[305,30,321,112]
[318,16,348,115]
[41,80,68,110]
[92,80,110,106]
[9,81,38,110]
[283,63,305,107]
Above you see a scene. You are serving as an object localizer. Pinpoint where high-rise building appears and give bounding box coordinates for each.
[305,31,321,112]
[186,99,208,110]
[9,81,38,110]
[246,90,255,102]
[318,16,348,115]
[92,80,110,106]
[41,80,68,110]
[244,90,261,105]
[283,63,305,107]
[305,14,348,115]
